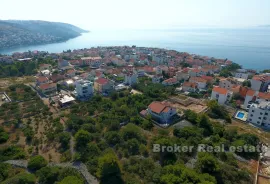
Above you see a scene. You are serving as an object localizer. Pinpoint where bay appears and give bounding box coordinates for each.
[0,28,270,70]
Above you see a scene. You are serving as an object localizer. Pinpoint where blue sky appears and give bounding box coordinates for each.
[1,0,270,29]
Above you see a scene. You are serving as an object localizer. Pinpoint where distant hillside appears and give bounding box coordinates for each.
[0,20,88,49]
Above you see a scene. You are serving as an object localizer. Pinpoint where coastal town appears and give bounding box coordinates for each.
[1,46,269,128]
[0,46,270,184]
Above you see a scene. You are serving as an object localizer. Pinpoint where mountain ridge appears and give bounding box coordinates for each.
[0,20,88,50]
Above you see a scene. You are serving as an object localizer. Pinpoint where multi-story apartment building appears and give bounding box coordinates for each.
[247,101,270,128]
[75,80,94,98]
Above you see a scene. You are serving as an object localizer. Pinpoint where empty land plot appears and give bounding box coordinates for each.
[168,96,208,113]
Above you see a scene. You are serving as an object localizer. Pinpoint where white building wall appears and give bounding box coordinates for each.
[197,82,206,89]
[124,74,138,85]
[75,80,94,97]
[211,91,227,104]
[251,79,262,91]
[219,80,233,90]
[244,95,254,108]
[247,105,270,128]
[235,73,249,80]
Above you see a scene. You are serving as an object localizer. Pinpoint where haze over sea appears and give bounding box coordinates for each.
[1,27,270,70]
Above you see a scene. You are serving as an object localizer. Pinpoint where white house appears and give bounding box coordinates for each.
[176,69,190,81]
[75,80,94,98]
[36,76,49,86]
[211,86,233,105]
[58,59,70,69]
[244,90,270,109]
[247,101,270,128]
[124,72,138,85]
[147,101,177,124]
[218,78,236,90]
[162,78,178,86]
[81,57,102,68]
[235,69,249,80]
[189,68,201,77]
[182,82,197,92]
[243,90,256,108]
[251,75,270,92]
[189,77,207,89]
[39,83,57,94]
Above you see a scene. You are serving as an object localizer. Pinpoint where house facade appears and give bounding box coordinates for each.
[124,72,138,85]
[75,80,94,98]
[219,78,236,90]
[244,90,270,109]
[36,76,49,86]
[39,83,57,94]
[147,101,177,123]
[94,78,114,94]
[182,82,197,92]
[81,57,102,68]
[211,86,232,105]
[251,75,270,92]
[247,101,270,128]
[176,69,189,81]
[189,77,207,89]
[162,78,178,86]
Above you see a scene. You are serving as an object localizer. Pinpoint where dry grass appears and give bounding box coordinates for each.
[226,119,270,144]
[0,76,35,89]
[257,176,270,184]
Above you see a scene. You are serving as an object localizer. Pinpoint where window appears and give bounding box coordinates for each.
[249,119,252,121]
[259,117,261,119]
[257,121,260,124]
[260,112,263,115]
[264,117,267,120]
[252,110,254,113]
[251,114,253,117]
[266,113,268,115]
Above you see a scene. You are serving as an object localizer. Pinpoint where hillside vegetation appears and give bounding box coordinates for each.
[0,20,88,49]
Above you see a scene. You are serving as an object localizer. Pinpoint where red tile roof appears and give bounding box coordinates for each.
[252,75,270,82]
[39,64,51,68]
[39,83,56,90]
[183,82,197,88]
[258,92,270,100]
[191,68,200,73]
[246,89,256,96]
[201,75,214,82]
[95,78,109,85]
[66,69,75,74]
[37,76,48,83]
[212,86,228,95]
[148,101,173,114]
[163,78,177,83]
[189,77,207,83]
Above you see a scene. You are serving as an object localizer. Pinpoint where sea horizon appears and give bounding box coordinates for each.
[1,27,270,70]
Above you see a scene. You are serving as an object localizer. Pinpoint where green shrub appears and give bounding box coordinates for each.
[28,155,48,170]
[2,172,36,184]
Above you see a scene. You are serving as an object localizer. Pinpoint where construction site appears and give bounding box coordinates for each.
[166,94,208,114]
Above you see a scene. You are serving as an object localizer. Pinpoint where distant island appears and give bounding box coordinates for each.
[0,20,88,49]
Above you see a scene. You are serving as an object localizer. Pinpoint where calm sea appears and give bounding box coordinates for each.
[1,28,270,70]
